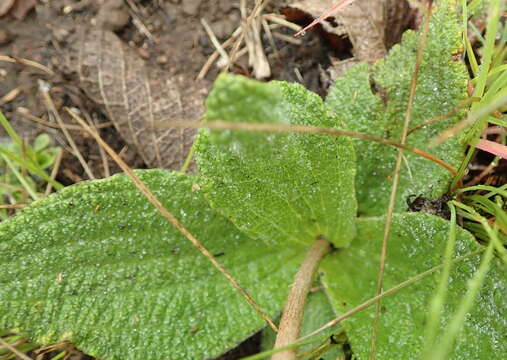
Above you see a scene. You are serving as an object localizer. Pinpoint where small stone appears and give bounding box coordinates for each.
[137,48,150,59]
[156,55,168,64]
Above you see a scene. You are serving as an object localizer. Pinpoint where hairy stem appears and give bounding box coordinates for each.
[272,237,331,360]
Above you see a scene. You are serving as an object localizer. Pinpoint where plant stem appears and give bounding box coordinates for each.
[272,236,331,360]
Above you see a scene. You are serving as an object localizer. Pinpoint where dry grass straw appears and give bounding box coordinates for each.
[198,1,303,80]
[39,81,96,180]
[157,120,457,175]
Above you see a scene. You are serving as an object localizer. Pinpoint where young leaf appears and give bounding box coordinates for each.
[326,3,468,216]
[0,170,303,360]
[321,213,506,359]
[197,74,357,248]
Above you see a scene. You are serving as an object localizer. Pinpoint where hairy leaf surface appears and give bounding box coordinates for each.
[321,213,507,359]
[0,170,302,360]
[197,74,357,248]
[326,3,468,216]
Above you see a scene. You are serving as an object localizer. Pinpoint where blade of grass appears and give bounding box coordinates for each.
[453,200,507,265]
[462,0,479,79]
[422,203,459,359]
[430,238,496,360]
[448,0,503,189]
[0,147,63,190]
[0,154,39,201]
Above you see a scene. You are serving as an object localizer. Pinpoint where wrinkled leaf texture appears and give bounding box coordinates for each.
[326,2,468,216]
[197,75,357,248]
[0,170,302,359]
[321,213,507,359]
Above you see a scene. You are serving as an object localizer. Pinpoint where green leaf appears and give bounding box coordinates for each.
[326,3,468,216]
[321,213,507,359]
[197,74,357,248]
[261,290,345,360]
[33,134,50,152]
[0,170,303,360]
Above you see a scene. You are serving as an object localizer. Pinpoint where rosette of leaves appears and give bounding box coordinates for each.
[0,3,505,360]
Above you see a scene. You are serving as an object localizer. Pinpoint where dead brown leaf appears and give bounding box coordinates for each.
[289,0,411,61]
[9,0,36,20]
[59,29,207,170]
[0,0,15,17]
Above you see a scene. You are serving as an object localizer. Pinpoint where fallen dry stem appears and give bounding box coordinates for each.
[65,108,279,332]
[0,204,26,209]
[17,108,116,130]
[39,83,96,180]
[0,55,54,75]
[158,120,457,175]
[370,3,432,357]
[272,237,331,360]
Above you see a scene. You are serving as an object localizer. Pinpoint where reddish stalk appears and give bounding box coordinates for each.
[160,120,457,175]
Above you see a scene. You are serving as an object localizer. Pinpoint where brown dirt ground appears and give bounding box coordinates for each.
[0,0,339,185]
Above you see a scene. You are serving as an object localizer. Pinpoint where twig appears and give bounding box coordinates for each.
[201,18,230,66]
[0,87,21,105]
[156,120,457,175]
[0,55,54,75]
[263,14,302,32]
[125,0,158,43]
[39,81,96,180]
[65,108,279,332]
[261,17,280,61]
[197,26,242,79]
[251,16,270,78]
[370,4,433,358]
[17,107,115,130]
[272,32,302,45]
[272,237,331,360]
